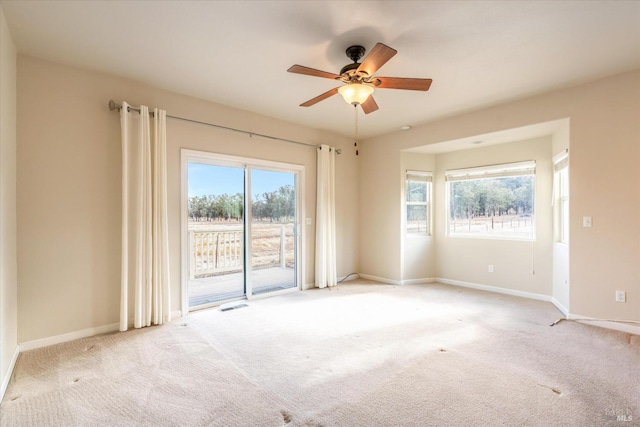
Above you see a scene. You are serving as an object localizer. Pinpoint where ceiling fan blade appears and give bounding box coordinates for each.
[356,43,397,77]
[300,87,340,107]
[361,96,379,114]
[375,77,433,91]
[287,65,341,80]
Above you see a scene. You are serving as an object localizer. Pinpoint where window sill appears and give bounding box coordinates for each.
[446,234,536,242]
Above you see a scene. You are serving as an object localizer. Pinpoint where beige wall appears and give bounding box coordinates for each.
[359,136,402,280]
[434,137,553,296]
[17,55,358,343]
[361,70,640,321]
[0,5,18,388]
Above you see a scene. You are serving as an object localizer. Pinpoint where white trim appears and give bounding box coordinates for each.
[357,275,437,286]
[406,170,433,182]
[245,167,253,296]
[567,314,640,336]
[180,149,189,317]
[436,277,552,302]
[552,149,569,165]
[551,297,569,317]
[445,160,536,181]
[401,277,436,285]
[358,274,402,286]
[19,322,120,352]
[297,172,306,295]
[1,345,19,401]
[182,149,305,172]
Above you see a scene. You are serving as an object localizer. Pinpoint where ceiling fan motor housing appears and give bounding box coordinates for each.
[340,62,360,76]
[346,45,366,62]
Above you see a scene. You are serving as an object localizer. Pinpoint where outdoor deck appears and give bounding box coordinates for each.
[189,267,295,307]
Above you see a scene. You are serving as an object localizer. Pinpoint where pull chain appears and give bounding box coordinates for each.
[354,105,359,156]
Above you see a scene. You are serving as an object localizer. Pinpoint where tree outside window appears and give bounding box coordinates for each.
[446,162,535,240]
[406,171,431,235]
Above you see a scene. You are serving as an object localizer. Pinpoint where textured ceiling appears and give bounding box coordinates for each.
[3,1,640,139]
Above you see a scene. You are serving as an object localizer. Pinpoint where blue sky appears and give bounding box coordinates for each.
[188,163,294,198]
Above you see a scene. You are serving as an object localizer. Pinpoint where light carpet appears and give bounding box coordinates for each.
[2,280,639,426]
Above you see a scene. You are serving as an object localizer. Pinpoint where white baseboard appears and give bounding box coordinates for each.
[357,274,436,286]
[309,274,430,288]
[358,274,402,286]
[356,274,550,302]
[401,277,436,285]
[20,313,190,352]
[1,345,19,402]
[551,297,569,317]
[436,277,552,302]
[567,314,640,336]
[20,322,120,352]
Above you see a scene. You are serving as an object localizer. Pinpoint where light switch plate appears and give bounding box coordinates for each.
[583,216,592,228]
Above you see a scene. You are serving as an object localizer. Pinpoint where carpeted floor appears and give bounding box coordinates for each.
[2,280,639,426]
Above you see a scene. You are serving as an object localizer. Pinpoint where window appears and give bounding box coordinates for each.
[446,161,536,240]
[406,171,432,235]
[553,150,569,243]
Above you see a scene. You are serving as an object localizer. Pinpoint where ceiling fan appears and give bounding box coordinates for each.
[287,43,432,114]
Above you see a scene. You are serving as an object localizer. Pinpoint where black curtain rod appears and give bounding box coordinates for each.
[108,100,341,154]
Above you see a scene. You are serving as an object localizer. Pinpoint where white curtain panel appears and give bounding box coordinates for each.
[315,144,337,288]
[120,103,171,331]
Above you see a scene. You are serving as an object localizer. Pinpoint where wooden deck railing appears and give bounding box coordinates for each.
[189,226,243,279]
[189,223,294,279]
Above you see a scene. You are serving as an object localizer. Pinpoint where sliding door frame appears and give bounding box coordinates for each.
[180,149,305,315]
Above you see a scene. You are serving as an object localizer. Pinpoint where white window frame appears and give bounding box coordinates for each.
[405,170,432,236]
[553,149,569,244]
[445,161,536,241]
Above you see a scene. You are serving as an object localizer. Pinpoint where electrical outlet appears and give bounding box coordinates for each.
[615,291,626,303]
[488,265,494,273]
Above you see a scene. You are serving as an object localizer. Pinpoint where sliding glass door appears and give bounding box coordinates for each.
[249,169,297,295]
[182,150,303,312]
[186,163,246,307]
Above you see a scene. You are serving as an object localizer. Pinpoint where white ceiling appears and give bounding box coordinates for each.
[3,1,640,139]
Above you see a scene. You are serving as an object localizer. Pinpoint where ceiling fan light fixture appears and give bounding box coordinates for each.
[288,42,430,113]
[338,83,374,105]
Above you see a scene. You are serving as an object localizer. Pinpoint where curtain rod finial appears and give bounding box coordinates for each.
[108,100,118,111]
